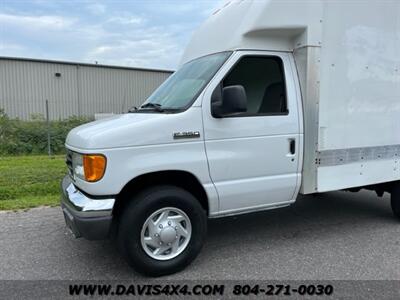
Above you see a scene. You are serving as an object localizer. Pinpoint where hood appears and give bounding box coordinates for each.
[65,109,203,150]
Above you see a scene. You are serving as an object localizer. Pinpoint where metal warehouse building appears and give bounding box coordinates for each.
[0,57,173,120]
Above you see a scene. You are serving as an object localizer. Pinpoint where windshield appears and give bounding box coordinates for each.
[139,52,231,111]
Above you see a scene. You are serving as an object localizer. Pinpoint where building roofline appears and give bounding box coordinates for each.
[0,56,175,74]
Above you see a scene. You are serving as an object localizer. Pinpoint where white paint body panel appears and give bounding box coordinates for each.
[318,159,400,193]
[315,1,400,192]
[67,108,203,149]
[181,0,323,65]
[66,107,220,215]
[201,51,302,215]
[318,1,400,150]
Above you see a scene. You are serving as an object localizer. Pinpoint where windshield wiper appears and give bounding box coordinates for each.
[139,102,164,112]
[127,106,138,113]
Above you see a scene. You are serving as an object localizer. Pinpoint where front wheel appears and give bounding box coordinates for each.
[118,185,207,276]
[391,183,400,219]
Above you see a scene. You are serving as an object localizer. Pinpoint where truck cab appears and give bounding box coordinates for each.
[61,48,303,276]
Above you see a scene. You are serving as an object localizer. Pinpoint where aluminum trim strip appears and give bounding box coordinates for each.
[317,145,400,167]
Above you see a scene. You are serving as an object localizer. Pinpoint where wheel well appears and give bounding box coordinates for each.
[112,170,209,221]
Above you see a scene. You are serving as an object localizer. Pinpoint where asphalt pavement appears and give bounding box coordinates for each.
[1,190,400,280]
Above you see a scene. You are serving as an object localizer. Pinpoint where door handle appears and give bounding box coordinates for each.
[289,139,296,155]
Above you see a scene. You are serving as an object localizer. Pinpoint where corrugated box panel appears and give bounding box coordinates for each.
[0,58,172,120]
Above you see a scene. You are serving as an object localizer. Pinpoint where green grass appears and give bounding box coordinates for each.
[0,155,66,210]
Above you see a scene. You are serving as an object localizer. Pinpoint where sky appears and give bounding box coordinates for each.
[0,0,223,70]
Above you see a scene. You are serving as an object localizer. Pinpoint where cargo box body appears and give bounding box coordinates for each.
[182,0,400,194]
[295,1,400,194]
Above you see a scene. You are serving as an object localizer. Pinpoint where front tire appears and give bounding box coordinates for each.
[391,183,400,219]
[118,185,207,276]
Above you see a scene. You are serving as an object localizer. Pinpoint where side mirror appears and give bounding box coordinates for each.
[211,85,247,118]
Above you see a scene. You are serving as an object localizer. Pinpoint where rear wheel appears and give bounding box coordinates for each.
[118,185,207,276]
[391,183,400,219]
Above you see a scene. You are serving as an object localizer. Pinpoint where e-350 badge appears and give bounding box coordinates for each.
[173,131,201,139]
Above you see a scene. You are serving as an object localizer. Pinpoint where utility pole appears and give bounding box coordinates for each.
[46,99,52,157]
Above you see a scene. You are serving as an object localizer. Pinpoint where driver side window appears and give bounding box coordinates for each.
[223,56,288,116]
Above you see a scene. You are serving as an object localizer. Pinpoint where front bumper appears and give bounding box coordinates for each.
[60,175,115,240]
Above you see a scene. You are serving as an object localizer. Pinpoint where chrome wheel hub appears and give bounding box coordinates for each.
[140,207,192,260]
[160,226,176,244]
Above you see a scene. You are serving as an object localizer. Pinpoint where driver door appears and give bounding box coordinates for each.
[202,51,302,215]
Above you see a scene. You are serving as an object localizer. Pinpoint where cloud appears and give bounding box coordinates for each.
[0,42,24,51]
[86,3,106,15]
[0,1,220,69]
[106,15,144,25]
[86,28,181,69]
[0,13,75,30]
[0,10,182,69]
[0,41,27,57]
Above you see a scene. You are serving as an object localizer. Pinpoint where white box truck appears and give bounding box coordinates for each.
[61,0,400,276]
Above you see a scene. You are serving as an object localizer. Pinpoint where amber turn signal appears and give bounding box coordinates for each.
[83,154,106,182]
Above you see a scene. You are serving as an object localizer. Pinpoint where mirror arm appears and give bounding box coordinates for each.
[211,84,224,118]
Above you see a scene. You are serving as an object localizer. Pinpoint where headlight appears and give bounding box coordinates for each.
[72,152,84,180]
[72,152,106,182]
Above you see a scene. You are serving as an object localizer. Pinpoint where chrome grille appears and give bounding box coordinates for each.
[66,150,73,178]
